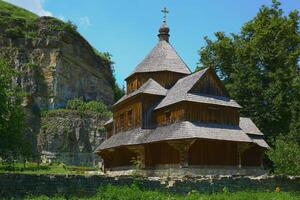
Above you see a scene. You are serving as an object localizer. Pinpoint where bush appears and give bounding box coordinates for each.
[66,99,111,117]
[267,135,300,175]
[5,27,25,38]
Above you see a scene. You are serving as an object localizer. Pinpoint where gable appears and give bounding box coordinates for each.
[189,68,229,97]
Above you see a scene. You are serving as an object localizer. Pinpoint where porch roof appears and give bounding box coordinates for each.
[96,121,262,151]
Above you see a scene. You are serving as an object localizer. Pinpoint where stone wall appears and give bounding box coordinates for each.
[0,174,299,198]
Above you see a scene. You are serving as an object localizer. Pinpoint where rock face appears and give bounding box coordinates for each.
[0,17,114,109]
[0,2,115,159]
[37,110,108,165]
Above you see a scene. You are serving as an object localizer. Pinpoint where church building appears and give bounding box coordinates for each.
[96,9,269,175]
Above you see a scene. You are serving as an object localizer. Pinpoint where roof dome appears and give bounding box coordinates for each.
[159,22,169,34]
[158,21,170,42]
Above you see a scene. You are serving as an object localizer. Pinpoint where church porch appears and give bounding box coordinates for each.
[99,139,265,175]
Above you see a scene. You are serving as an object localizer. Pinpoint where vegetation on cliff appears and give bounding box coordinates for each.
[0,0,77,39]
[0,0,123,102]
[38,99,111,154]
[197,0,300,175]
[0,0,120,163]
[0,58,31,161]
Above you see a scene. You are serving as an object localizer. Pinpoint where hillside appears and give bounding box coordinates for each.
[0,0,115,160]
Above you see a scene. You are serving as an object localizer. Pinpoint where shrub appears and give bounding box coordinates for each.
[66,99,111,117]
[267,135,300,175]
[5,27,25,38]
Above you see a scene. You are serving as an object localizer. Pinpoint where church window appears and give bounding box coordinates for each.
[127,109,133,128]
[120,113,125,131]
[165,110,171,123]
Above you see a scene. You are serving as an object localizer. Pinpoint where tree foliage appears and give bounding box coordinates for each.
[197,1,300,174]
[198,0,300,139]
[66,99,112,117]
[0,58,28,161]
[267,135,300,175]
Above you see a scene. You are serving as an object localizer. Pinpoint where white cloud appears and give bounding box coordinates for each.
[79,16,91,28]
[4,0,52,16]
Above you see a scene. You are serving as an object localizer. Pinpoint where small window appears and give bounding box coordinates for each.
[165,110,171,123]
[120,113,125,131]
[128,109,133,127]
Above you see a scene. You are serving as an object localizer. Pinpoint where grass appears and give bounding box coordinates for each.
[24,184,300,200]
[0,0,38,20]
[0,162,97,175]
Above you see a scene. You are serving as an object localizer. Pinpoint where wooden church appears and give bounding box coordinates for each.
[96,10,269,175]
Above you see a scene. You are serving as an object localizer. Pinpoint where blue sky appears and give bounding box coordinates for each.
[5,0,300,86]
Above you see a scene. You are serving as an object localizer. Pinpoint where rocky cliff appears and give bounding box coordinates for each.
[0,1,115,159]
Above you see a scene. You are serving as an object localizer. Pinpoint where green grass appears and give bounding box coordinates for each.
[24,184,300,200]
[0,0,38,20]
[0,162,97,175]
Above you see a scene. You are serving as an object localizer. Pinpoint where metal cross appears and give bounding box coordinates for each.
[161,7,169,22]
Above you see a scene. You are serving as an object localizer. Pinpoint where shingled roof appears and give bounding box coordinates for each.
[239,117,263,135]
[104,117,113,126]
[96,119,268,151]
[126,40,191,79]
[155,68,241,110]
[114,79,167,106]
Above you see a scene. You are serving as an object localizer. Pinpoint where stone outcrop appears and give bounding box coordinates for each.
[0,17,114,109]
[0,10,115,157]
[38,110,108,163]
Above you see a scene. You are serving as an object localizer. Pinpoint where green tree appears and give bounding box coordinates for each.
[267,135,300,175]
[197,1,300,174]
[0,58,28,161]
[198,0,300,140]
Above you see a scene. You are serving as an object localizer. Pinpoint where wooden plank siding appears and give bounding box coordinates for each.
[126,71,186,94]
[105,124,113,139]
[145,142,180,166]
[190,68,229,97]
[190,72,227,96]
[155,102,239,126]
[242,146,263,166]
[141,95,163,128]
[113,98,142,133]
[100,147,137,168]
[189,139,238,166]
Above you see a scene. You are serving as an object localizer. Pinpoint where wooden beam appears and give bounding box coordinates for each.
[237,143,251,169]
[167,140,196,168]
[127,145,146,169]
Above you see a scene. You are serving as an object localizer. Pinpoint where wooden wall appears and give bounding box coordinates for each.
[113,99,142,133]
[190,69,228,97]
[100,141,263,168]
[188,139,238,166]
[105,124,113,139]
[155,102,239,126]
[141,95,163,128]
[100,147,136,168]
[126,72,186,94]
[145,142,180,166]
[242,146,263,166]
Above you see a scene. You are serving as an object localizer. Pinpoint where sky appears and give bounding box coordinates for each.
[4,0,300,86]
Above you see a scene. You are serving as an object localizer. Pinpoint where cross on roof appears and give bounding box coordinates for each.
[161,7,169,22]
